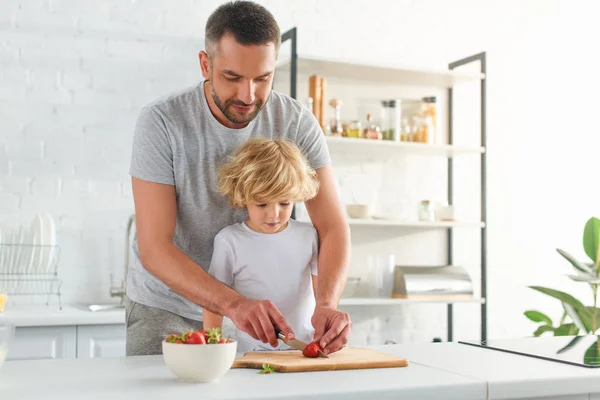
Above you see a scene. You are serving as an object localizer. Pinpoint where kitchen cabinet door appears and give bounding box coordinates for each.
[7,326,77,360]
[77,324,126,358]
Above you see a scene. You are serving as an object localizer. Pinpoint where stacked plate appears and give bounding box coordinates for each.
[0,213,57,275]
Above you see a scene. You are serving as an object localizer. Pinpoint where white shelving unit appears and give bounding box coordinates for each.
[279,28,487,342]
[347,219,485,229]
[276,55,485,87]
[339,297,486,306]
[325,136,484,158]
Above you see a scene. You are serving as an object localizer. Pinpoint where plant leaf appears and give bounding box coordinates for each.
[576,307,600,333]
[534,325,554,337]
[557,248,594,274]
[563,303,587,332]
[583,217,600,267]
[584,339,600,366]
[557,335,584,354]
[554,323,579,336]
[566,273,600,284]
[524,310,552,325]
[529,286,585,309]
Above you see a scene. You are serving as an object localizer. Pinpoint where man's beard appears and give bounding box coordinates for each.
[210,82,265,125]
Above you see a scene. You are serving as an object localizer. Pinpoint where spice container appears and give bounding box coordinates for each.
[347,120,362,138]
[363,113,382,140]
[380,99,401,141]
[420,97,437,143]
[418,200,435,221]
[328,99,343,137]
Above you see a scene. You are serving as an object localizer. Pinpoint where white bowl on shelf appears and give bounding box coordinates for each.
[346,204,372,219]
[162,340,237,383]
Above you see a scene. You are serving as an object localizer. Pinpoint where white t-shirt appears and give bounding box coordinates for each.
[208,219,318,353]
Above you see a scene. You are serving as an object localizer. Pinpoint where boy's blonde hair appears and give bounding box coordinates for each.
[218,138,320,207]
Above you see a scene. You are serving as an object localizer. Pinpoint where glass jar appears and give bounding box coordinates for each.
[418,200,435,221]
[347,120,362,138]
[328,99,343,137]
[363,113,382,140]
[380,99,401,141]
[420,97,437,144]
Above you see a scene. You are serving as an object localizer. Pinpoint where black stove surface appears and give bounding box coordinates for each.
[459,335,600,368]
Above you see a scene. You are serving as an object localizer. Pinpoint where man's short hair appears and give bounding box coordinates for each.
[205,1,281,59]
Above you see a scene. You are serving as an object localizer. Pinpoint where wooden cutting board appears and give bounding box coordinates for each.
[232,347,408,373]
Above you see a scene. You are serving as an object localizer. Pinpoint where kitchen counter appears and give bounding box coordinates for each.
[2,341,600,400]
[0,351,485,400]
[0,304,125,327]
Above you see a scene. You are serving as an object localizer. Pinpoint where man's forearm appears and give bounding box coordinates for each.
[139,243,242,316]
[315,224,351,308]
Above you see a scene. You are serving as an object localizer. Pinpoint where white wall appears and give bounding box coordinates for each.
[1,0,599,345]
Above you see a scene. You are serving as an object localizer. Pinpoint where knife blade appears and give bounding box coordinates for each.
[276,331,329,358]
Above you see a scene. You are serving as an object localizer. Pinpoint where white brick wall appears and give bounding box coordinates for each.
[2,0,600,346]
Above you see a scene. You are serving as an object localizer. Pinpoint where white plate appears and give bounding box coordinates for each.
[42,213,56,273]
[30,214,45,274]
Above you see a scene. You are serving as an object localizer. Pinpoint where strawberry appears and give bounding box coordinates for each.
[165,333,182,343]
[183,330,207,345]
[302,342,323,358]
[205,327,222,344]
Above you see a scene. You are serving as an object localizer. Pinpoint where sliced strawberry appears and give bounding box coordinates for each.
[302,342,323,358]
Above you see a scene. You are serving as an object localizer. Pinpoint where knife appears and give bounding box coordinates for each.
[276,330,329,358]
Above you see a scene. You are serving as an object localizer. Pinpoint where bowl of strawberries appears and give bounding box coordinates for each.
[162,328,237,383]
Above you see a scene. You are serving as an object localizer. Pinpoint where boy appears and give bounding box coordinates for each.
[204,138,320,353]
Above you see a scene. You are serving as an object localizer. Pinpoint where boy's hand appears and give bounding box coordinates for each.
[228,298,294,347]
[311,306,352,354]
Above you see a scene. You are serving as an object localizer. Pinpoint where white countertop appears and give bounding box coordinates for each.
[0,351,485,400]
[387,342,600,399]
[0,304,125,327]
[3,341,600,400]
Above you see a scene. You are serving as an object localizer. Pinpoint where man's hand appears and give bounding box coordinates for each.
[227,298,295,348]
[311,305,352,354]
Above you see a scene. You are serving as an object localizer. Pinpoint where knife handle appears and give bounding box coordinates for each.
[275,329,286,341]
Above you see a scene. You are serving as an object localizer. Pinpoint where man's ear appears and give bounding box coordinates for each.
[199,51,211,80]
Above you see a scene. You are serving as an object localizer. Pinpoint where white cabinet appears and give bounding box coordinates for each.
[7,324,126,360]
[77,325,126,358]
[7,326,77,360]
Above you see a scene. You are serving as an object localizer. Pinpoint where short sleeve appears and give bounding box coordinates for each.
[309,228,319,276]
[129,106,175,185]
[208,233,235,287]
[295,107,331,171]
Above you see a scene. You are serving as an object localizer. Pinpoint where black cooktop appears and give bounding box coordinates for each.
[459,335,600,368]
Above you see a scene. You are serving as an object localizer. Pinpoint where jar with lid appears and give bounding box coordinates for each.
[347,120,362,138]
[400,117,412,142]
[418,200,435,221]
[380,99,401,141]
[328,99,343,137]
[362,113,382,140]
[420,96,437,143]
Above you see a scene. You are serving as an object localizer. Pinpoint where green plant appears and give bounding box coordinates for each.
[525,217,600,337]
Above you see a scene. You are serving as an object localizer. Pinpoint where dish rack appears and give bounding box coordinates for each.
[0,243,63,309]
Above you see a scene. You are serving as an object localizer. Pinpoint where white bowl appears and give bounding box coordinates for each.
[162,340,237,383]
[346,204,372,219]
[0,320,15,372]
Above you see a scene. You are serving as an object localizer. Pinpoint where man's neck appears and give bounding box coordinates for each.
[203,81,249,129]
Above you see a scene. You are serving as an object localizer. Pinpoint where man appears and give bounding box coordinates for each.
[127,0,351,356]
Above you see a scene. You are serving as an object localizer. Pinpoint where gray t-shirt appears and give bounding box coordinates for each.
[127,81,331,321]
